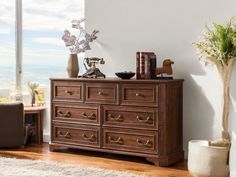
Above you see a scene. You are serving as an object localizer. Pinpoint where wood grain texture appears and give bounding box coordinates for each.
[0,144,191,177]
[52,123,100,148]
[52,81,83,102]
[52,103,100,125]
[85,82,118,104]
[121,84,158,107]
[102,105,157,130]
[50,78,184,167]
[103,127,158,154]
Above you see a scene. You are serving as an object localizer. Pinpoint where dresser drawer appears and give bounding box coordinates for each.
[103,128,158,154]
[52,103,99,125]
[52,123,100,148]
[85,83,118,104]
[52,81,83,102]
[121,84,158,107]
[102,105,158,130]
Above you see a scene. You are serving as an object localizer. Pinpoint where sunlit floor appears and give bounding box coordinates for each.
[0,143,191,177]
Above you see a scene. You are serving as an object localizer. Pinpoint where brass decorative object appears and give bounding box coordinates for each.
[81,57,106,78]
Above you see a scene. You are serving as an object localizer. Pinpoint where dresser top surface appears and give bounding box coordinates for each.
[50,77,184,83]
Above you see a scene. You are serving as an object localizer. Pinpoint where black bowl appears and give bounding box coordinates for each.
[115,72,135,79]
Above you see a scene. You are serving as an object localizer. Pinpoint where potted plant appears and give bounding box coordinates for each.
[28,82,39,107]
[188,18,236,177]
[62,18,99,78]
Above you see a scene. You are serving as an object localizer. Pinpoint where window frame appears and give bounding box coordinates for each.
[15,0,22,92]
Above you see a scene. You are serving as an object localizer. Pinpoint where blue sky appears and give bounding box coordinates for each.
[0,0,84,66]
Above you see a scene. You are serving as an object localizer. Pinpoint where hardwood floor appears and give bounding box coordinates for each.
[0,143,191,177]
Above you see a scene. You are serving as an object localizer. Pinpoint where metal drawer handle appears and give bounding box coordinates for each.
[82,133,96,142]
[136,138,152,147]
[58,111,71,118]
[108,114,123,121]
[135,93,143,97]
[136,116,153,124]
[98,91,104,96]
[57,131,71,139]
[81,112,96,120]
[65,90,73,95]
[108,136,124,144]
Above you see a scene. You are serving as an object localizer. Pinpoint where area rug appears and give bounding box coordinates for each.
[0,157,146,177]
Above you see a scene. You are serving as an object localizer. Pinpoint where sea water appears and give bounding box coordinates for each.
[0,64,67,101]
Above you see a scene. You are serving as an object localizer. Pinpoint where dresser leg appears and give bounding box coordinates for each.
[146,157,170,167]
[49,144,58,152]
[146,152,184,167]
[146,157,160,166]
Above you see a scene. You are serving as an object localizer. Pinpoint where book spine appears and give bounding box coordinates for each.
[150,54,157,79]
[144,54,151,79]
[136,52,140,79]
[140,53,145,79]
[136,52,156,79]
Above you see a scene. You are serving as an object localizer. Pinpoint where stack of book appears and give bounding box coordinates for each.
[136,52,157,79]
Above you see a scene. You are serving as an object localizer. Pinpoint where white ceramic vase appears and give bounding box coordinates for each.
[188,140,229,177]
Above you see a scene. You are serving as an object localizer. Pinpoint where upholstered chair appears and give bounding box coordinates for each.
[0,103,24,148]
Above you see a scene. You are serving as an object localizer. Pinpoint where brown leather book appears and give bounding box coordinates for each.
[136,52,156,79]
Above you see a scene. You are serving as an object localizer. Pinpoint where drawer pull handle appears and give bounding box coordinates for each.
[108,136,124,144]
[135,93,143,97]
[82,134,96,142]
[65,90,73,95]
[81,112,96,120]
[57,131,71,139]
[137,138,152,147]
[108,114,123,121]
[58,111,71,118]
[98,91,104,96]
[136,116,153,124]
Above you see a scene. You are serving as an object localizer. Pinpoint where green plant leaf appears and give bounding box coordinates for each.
[194,18,236,65]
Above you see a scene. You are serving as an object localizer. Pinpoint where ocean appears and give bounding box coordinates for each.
[0,65,68,101]
[0,65,67,88]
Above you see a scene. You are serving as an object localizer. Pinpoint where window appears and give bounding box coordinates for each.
[22,0,84,100]
[0,0,84,101]
[0,1,15,88]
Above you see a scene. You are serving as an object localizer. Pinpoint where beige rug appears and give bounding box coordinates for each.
[0,157,146,177]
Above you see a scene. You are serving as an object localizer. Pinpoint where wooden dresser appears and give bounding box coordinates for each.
[50,78,184,166]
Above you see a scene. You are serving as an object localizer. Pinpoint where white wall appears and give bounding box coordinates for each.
[85,0,236,174]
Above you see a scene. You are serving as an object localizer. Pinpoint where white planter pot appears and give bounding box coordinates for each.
[188,140,229,177]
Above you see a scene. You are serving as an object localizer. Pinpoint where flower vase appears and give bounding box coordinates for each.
[31,93,36,107]
[67,54,79,78]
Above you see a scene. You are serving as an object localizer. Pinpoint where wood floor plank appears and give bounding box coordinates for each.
[0,144,191,177]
